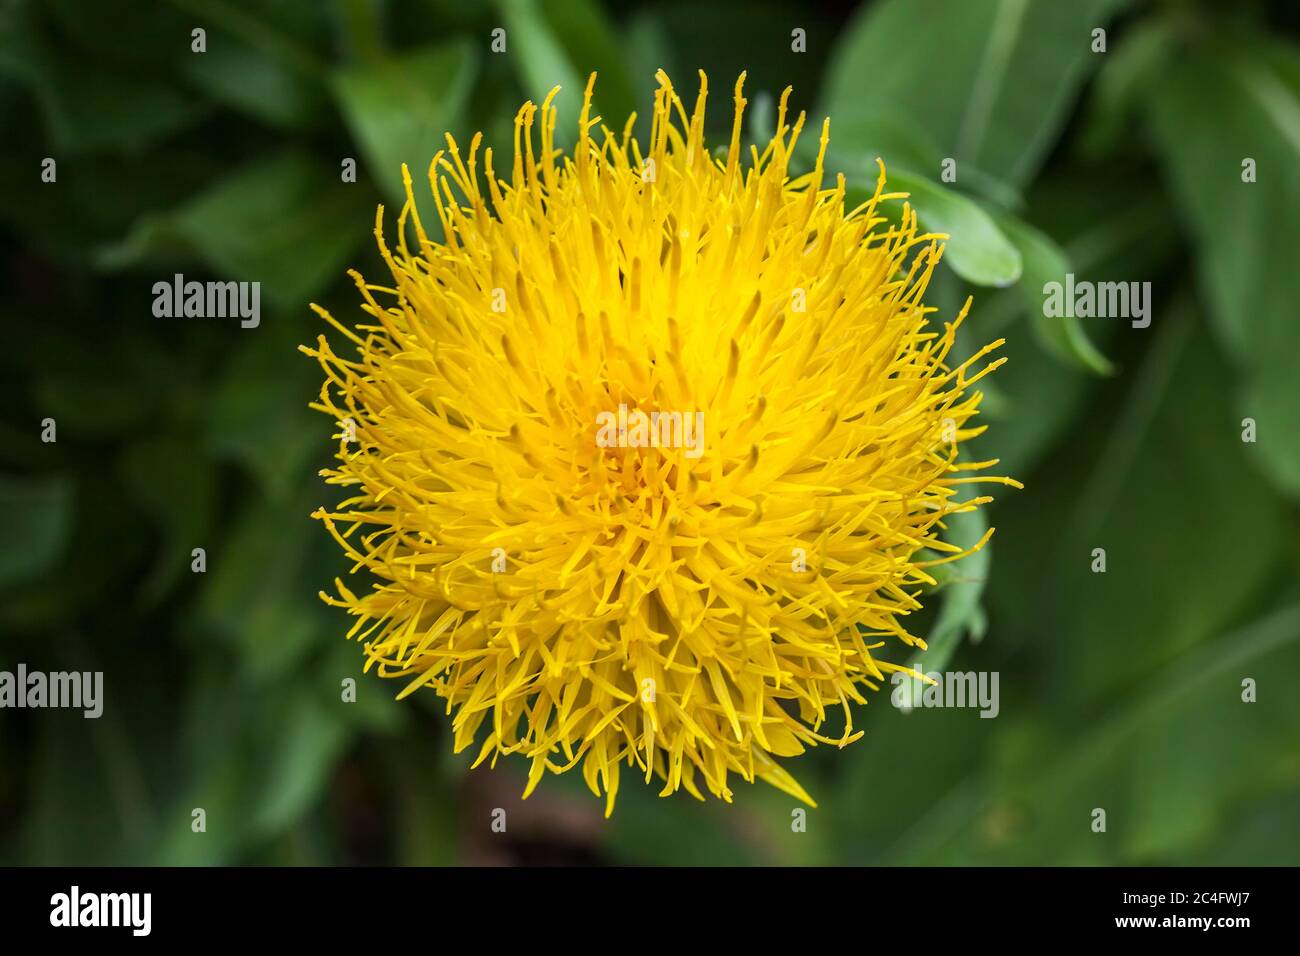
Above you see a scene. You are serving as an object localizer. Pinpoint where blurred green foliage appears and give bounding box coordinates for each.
[1,0,1298,865]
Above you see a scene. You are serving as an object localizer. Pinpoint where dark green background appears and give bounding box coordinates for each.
[2,0,1298,865]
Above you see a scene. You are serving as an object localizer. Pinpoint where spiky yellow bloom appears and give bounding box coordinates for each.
[303,70,1018,815]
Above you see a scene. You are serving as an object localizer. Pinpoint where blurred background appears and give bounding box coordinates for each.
[2,0,1299,865]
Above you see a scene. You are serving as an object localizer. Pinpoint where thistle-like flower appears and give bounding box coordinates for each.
[303,71,1017,815]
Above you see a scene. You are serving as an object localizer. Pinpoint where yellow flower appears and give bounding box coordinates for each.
[303,70,1018,816]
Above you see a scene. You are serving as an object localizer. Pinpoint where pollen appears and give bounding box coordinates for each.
[301,70,1019,815]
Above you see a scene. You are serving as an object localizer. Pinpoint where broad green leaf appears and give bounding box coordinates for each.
[19,701,146,864]
[898,507,993,710]
[1147,49,1300,367]
[118,436,217,606]
[332,42,478,206]
[815,114,1027,211]
[1016,604,1300,864]
[829,700,990,865]
[31,376,158,437]
[160,0,331,78]
[1190,788,1300,866]
[0,2,204,154]
[1241,367,1300,498]
[911,331,1294,864]
[156,660,353,865]
[880,172,1023,286]
[181,35,327,130]
[620,1,824,125]
[975,182,1179,476]
[0,474,73,587]
[0,117,223,263]
[817,115,942,182]
[535,0,637,126]
[822,0,1128,188]
[1081,15,1176,158]
[1147,46,1300,497]
[50,0,330,130]
[100,150,371,310]
[251,683,352,837]
[1026,323,1284,708]
[12,640,183,865]
[206,320,321,501]
[495,0,585,145]
[624,9,674,105]
[997,214,1112,375]
[194,486,332,683]
[0,469,152,634]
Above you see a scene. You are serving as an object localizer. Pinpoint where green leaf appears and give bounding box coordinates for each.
[1038,321,1284,707]
[181,34,328,130]
[620,1,823,128]
[533,0,637,126]
[1147,49,1300,366]
[155,660,353,865]
[0,474,73,588]
[974,182,1179,476]
[30,376,156,438]
[624,9,674,106]
[897,507,993,708]
[51,0,330,130]
[100,150,371,310]
[1020,604,1300,863]
[1147,46,1300,496]
[817,115,943,182]
[1190,788,1300,866]
[1081,15,1176,158]
[604,781,763,865]
[1241,367,1300,497]
[492,0,641,148]
[997,214,1112,375]
[118,436,217,606]
[334,0,385,65]
[494,0,585,146]
[18,700,145,864]
[331,42,478,206]
[0,129,224,263]
[913,329,1296,864]
[0,2,204,154]
[822,0,1128,188]
[160,0,330,78]
[10,637,181,865]
[194,487,332,683]
[206,320,321,501]
[250,683,351,837]
[829,702,991,865]
[879,172,1023,286]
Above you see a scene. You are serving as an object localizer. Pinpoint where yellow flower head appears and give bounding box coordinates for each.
[303,70,1017,815]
